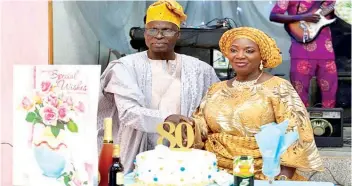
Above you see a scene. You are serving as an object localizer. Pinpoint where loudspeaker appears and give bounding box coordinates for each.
[307,107,344,147]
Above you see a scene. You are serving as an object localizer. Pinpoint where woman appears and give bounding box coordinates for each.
[166,27,324,181]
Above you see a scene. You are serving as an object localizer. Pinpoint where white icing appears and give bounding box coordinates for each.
[135,145,218,185]
[154,144,171,158]
[213,171,234,186]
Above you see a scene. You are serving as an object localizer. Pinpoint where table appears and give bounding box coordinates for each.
[124,173,335,186]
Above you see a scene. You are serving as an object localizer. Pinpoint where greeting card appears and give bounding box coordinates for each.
[13,65,101,186]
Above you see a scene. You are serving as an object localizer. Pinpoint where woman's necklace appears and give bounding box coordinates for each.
[232,71,264,88]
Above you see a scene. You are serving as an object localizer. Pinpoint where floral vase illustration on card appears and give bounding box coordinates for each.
[57,162,92,186]
[20,81,85,178]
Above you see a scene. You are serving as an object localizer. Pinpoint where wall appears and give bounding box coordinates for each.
[1,1,49,185]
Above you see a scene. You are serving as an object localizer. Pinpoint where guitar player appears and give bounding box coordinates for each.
[270,0,338,108]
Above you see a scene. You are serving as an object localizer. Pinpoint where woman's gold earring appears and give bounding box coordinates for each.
[259,61,264,70]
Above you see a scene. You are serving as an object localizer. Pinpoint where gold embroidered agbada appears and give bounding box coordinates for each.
[192,76,324,180]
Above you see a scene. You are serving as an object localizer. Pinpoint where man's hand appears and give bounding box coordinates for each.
[300,13,321,23]
[164,114,194,124]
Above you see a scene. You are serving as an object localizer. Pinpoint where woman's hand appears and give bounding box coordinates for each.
[277,165,295,180]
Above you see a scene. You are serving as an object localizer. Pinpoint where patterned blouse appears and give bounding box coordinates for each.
[193,77,323,180]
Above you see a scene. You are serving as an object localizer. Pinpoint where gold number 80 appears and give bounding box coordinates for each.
[157,122,195,150]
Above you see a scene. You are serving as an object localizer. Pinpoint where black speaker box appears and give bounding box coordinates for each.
[307,107,344,147]
[129,27,229,50]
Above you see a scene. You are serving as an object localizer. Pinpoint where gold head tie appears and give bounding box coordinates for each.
[146,0,187,28]
[219,27,282,69]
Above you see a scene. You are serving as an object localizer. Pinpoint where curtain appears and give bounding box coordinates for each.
[56,1,292,77]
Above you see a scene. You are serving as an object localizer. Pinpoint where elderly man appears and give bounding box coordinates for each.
[98,0,219,173]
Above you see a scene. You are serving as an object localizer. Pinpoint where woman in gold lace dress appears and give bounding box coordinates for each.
[166,27,324,181]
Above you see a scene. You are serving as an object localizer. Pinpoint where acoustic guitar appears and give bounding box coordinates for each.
[284,1,336,43]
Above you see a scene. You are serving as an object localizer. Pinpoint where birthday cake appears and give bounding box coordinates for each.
[134,145,218,186]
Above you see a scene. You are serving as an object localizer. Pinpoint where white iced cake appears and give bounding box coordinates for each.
[134,145,218,186]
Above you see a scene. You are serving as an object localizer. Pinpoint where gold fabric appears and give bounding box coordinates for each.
[146,0,187,28]
[192,77,324,180]
[219,27,282,69]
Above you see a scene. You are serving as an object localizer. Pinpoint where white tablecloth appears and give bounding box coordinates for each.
[124,173,335,186]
